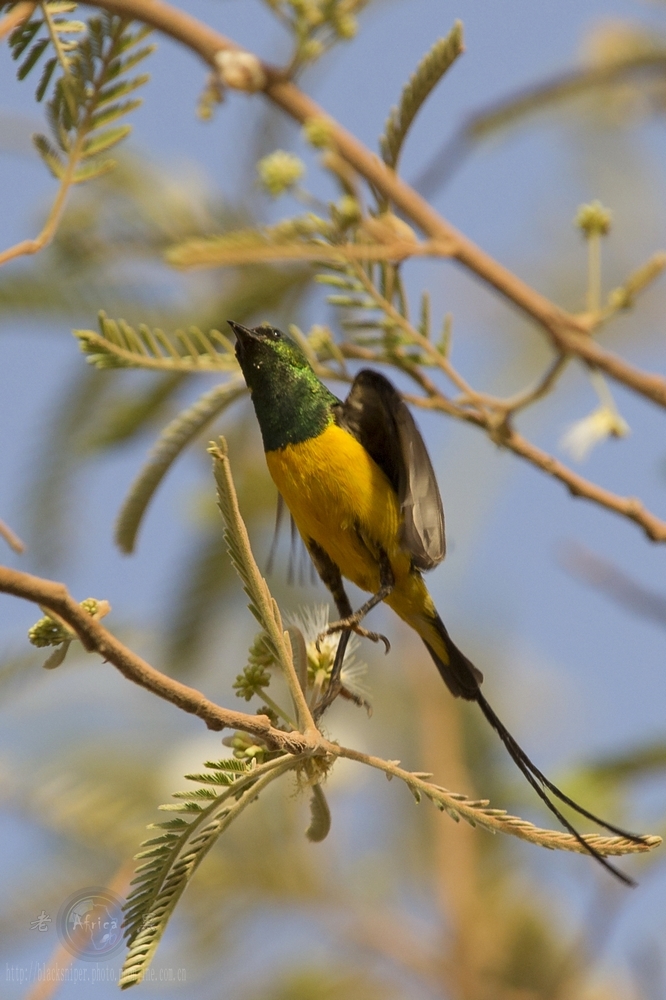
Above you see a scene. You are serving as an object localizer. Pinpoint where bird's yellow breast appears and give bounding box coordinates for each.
[265,422,411,594]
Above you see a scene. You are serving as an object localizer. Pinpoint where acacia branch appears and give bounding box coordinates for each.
[3,3,665,604]
[495,353,569,415]
[0,563,660,861]
[0,564,324,755]
[504,427,666,541]
[209,439,318,740]
[0,162,76,266]
[66,0,666,414]
[406,391,666,543]
[312,338,666,543]
[334,333,666,542]
[338,286,666,544]
[4,0,666,406]
[0,518,25,554]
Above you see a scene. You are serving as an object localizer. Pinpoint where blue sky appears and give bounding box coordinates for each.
[2,0,666,995]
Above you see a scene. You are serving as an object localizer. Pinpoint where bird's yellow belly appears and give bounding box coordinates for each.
[265,423,411,594]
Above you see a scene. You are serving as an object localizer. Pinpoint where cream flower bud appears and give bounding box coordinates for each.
[215,49,266,92]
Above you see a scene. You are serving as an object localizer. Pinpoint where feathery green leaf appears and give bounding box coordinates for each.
[81,123,131,158]
[89,97,142,130]
[72,156,117,183]
[120,755,296,989]
[21,11,153,189]
[17,38,50,80]
[35,55,58,100]
[75,313,238,372]
[380,21,464,170]
[32,133,65,179]
[114,377,246,554]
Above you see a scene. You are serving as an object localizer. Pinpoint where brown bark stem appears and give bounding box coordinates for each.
[0,565,324,755]
[76,0,666,411]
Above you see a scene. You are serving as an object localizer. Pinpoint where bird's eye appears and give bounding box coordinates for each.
[257,324,281,340]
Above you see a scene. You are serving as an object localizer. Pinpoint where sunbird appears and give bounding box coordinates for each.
[229,319,641,882]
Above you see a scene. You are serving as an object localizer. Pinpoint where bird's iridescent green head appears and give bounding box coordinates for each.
[228,321,339,451]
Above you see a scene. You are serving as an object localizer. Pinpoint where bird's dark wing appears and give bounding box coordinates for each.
[335,369,445,570]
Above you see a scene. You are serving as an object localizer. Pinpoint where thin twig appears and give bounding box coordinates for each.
[334,328,666,543]
[0,0,37,40]
[0,155,77,265]
[0,564,323,755]
[71,0,666,412]
[327,340,666,544]
[410,393,666,543]
[350,261,490,411]
[0,518,25,554]
[494,353,569,415]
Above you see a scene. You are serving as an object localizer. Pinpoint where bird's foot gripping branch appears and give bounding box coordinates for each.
[0,440,658,987]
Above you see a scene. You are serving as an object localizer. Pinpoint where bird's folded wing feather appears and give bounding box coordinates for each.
[336,369,445,570]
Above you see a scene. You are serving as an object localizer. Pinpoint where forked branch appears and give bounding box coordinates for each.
[0,561,660,863]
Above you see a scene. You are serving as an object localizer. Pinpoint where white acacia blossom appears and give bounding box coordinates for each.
[286,604,371,705]
[560,405,630,463]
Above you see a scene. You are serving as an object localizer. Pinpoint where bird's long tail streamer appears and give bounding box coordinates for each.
[424,620,645,884]
[474,689,643,885]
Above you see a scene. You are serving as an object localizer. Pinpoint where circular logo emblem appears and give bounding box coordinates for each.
[57,887,125,960]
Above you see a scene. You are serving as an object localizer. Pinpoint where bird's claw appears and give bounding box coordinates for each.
[316,619,391,655]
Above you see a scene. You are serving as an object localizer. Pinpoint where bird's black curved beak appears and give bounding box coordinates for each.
[227,320,254,341]
[227,320,255,363]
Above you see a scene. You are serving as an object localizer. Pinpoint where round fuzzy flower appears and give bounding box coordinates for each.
[575,200,612,238]
[302,116,334,149]
[257,151,306,197]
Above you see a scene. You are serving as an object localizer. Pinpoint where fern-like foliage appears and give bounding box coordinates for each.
[75,312,239,372]
[120,754,298,989]
[315,269,384,335]
[315,266,417,358]
[210,437,284,646]
[167,216,333,269]
[6,0,81,98]
[5,0,84,100]
[316,258,449,370]
[115,377,247,554]
[209,438,316,734]
[380,21,464,170]
[29,12,154,185]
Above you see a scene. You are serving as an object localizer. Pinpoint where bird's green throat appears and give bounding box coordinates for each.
[238,335,339,452]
